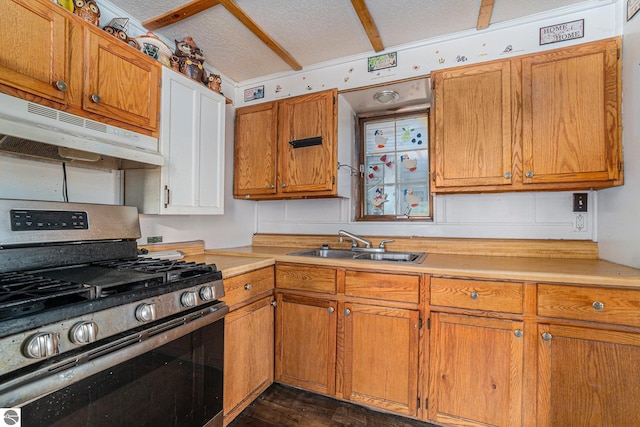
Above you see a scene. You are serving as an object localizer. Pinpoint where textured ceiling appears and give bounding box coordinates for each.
[106,0,593,84]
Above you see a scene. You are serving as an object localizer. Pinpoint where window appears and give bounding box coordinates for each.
[357,111,431,220]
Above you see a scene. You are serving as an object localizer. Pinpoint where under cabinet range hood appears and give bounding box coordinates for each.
[0,93,164,167]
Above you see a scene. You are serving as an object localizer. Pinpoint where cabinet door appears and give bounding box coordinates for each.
[84,30,160,132]
[0,0,69,103]
[160,68,225,214]
[431,60,513,190]
[343,302,420,416]
[224,296,274,425]
[537,324,640,426]
[429,313,523,427]
[522,38,621,185]
[275,293,337,395]
[234,102,278,198]
[278,89,337,194]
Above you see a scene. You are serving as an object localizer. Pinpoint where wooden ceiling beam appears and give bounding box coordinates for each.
[142,0,220,31]
[350,0,384,52]
[477,0,495,30]
[218,0,302,71]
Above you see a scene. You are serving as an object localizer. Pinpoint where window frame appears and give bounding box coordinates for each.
[355,109,432,222]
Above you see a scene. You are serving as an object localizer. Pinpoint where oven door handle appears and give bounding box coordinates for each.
[0,302,229,407]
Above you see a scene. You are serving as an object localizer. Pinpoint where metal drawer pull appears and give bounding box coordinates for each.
[504,172,512,179]
[470,291,478,300]
[345,308,351,316]
[244,283,252,291]
[514,329,523,338]
[592,301,604,310]
[328,307,335,313]
[541,332,552,341]
[90,93,101,103]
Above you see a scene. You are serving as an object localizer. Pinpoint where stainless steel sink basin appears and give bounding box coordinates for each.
[353,251,427,263]
[287,247,426,263]
[289,248,357,259]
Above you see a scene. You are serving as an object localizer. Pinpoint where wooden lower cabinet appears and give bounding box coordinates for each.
[275,293,337,395]
[223,296,275,425]
[343,302,420,416]
[537,323,640,426]
[428,313,524,427]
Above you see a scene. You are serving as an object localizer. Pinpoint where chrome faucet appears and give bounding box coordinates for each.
[338,230,372,249]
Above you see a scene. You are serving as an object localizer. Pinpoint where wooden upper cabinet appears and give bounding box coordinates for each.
[0,0,69,103]
[234,102,278,197]
[522,38,621,185]
[234,88,338,200]
[431,60,513,189]
[84,29,160,132]
[278,89,337,194]
[431,37,622,193]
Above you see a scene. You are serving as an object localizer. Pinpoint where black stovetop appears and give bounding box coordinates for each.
[0,257,221,325]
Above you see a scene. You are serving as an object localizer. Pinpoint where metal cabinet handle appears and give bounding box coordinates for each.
[55,80,68,91]
[281,183,287,188]
[514,329,523,338]
[504,172,512,179]
[345,308,351,316]
[90,93,101,103]
[470,291,479,300]
[328,307,335,313]
[525,171,534,178]
[244,283,253,291]
[592,301,604,310]
[271,301,277,307]
[541,332,552,341]
[269,184,275,189]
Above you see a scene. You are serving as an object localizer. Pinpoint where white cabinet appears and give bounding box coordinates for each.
[125,67,225,214]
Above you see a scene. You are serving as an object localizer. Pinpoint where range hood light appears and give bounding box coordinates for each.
[373,90,400,104]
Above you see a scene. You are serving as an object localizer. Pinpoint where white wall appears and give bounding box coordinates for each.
[598,2,640,268]
[0,155,121,204]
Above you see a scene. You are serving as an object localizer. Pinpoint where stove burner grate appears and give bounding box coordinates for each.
[0,271,89,319]
[93,258,217,282]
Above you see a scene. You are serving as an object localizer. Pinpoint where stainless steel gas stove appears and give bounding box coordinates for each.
[0,199,227,427]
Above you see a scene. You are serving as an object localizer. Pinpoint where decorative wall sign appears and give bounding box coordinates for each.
[244,85,264,102]
[540,19,584,45]
[629,0,640,21]
[368,52,397,72]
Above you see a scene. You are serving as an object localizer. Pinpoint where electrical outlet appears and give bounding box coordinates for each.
[573,193,588,212]
[147,236,163,244]
[573,213,587,232]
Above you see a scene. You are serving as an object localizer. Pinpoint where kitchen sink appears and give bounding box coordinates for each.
[287,247,427,264]
[352,251,427,263]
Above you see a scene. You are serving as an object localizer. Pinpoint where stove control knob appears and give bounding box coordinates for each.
[70,321,99,344]
[181,291,198,307]
[199,286,216,301]
[135,303,157,322]
[23,332,60,359]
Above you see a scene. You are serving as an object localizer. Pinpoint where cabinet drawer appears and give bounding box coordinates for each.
[223,267,274,308]
[430,277,523,314]
[538,284,640,327]
[276,264,336,294]
[345,271,419,304]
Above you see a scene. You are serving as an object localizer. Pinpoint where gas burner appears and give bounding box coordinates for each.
[0,271,89,320]
[94,258,218,283]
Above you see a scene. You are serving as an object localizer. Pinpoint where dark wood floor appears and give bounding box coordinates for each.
[228,383,437,427]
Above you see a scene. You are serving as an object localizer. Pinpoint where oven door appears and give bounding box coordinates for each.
[0,301,228,427]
